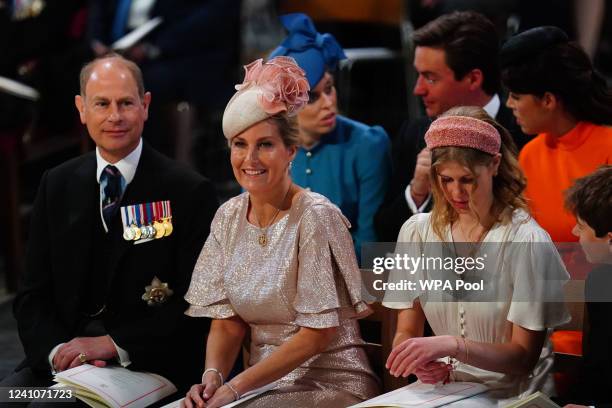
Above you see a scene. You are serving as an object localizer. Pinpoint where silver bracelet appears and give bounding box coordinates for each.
[202,368,224,385]
[225,382,240,401]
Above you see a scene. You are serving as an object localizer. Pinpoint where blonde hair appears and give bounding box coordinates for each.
[429,106,528,239]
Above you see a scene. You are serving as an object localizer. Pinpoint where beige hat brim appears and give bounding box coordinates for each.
[222,87,270,140]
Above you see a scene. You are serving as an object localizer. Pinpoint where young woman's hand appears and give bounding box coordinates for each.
[386,335,456,377]
[414,361,452,384]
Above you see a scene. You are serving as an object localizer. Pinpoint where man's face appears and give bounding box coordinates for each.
[75,59,150,163]
[413,46,473,118]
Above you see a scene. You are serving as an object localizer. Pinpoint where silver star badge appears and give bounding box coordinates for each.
[142,276,174,306]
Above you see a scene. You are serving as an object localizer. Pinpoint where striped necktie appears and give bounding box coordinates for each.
[101,165,123,228]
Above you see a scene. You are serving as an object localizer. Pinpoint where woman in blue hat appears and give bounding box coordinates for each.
[270,13,391,260]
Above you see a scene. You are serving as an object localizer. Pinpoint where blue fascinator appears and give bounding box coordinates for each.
[269,13,347,87]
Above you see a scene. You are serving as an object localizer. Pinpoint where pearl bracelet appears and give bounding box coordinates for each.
[202,368,224,385]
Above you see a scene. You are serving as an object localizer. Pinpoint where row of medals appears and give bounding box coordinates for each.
[123,217,173,241]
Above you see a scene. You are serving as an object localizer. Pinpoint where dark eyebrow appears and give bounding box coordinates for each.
[256,136,275,142]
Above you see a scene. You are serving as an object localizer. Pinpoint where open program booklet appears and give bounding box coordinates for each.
[52,365,176,408]
[348,382,488,408]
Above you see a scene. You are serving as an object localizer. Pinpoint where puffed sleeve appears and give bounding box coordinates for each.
[184,206,237,319]
[506,226,571,331]
[382,213,428,309]
[293,202,371,328]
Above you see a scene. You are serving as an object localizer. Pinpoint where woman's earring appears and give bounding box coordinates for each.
[289,161,293,171]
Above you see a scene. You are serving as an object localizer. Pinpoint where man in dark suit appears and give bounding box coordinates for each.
[374,11,529,242]
[3,54,218,393]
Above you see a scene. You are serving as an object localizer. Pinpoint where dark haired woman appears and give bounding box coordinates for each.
[269,13,391,260]
[501,26,612,243]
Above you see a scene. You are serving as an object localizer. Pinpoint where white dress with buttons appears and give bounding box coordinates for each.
[383,210,570,404]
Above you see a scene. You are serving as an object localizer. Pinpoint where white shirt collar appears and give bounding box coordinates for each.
[483,94,501,119]
[95,138,142,184]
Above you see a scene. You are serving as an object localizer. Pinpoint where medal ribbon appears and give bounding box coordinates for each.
[121,206,130,229]
[146,202,153,226]
[131,205,138,227]
[139,203,146,228]
[134,204,141,227]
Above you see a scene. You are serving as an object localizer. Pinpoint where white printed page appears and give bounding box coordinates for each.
[349,382,488,408]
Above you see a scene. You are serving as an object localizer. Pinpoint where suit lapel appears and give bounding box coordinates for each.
[65,155,98,290]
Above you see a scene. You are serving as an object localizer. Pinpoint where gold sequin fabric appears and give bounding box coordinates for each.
[185,191,380,406]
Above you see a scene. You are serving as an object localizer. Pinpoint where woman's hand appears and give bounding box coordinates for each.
[414,361,452,384]
[386,335,456,377]
[181,373,222,408]
[201,384,240,408]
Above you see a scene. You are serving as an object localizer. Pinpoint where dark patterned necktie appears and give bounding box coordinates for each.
[101,165,123,228]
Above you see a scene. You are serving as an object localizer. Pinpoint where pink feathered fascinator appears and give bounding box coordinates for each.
[222,56,310,139]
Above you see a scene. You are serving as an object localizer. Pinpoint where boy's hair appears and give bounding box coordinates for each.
[565,165,612,237]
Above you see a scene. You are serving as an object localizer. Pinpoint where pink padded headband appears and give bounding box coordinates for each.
[424,115,501,155]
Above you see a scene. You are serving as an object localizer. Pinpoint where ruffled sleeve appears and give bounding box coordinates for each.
[184,205,237,319]
[506,223,571,331]
[382,213,429,309]
[292,200,371,328]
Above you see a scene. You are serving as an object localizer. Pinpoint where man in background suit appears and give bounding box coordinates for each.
[374,11,528,242]
[86,0,241,156]
[2,54,217,393]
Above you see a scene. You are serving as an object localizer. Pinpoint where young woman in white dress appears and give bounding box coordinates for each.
[384,106,570,403]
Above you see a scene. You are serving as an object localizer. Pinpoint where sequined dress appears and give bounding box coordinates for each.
[185,191,380,407]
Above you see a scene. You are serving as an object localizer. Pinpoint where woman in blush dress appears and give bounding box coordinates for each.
[181,56,380,408]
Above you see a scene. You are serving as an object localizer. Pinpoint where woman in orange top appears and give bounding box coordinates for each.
[500,26,612,243]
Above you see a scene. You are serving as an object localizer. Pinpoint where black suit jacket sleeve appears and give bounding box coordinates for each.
[108,178,217,367]
[13,170,72,374]
[374,118,431,242]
